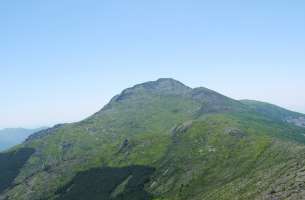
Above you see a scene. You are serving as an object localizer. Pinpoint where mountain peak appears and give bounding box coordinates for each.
[4,79,305,200]
[140,78,190,90]
[155,77,184,84]
[143,78,190,91]
[109,78,191,103]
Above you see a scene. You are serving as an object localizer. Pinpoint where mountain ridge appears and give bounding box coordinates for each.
[241,99,305,127]
[1,78,305,200]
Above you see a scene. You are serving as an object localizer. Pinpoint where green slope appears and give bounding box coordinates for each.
[2,78,305,200]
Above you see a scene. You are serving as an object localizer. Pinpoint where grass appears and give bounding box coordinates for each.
[3,79,305,200]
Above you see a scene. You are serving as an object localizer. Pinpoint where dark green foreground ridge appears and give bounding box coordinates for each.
[1,78,305,200]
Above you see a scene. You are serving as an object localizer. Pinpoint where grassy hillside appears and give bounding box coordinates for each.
[2,78,305,200]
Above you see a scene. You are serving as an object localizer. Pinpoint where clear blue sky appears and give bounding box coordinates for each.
[1,0,305,128]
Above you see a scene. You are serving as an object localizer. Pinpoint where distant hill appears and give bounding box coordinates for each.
[241,99,305,127]
[0,127,46,151]
[1,78,305,200]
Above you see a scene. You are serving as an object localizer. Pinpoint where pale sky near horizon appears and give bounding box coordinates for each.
[1,0,305,129]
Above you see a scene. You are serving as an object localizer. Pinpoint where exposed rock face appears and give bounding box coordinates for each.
[224,128,246,139]
[263,157,305,200]
[118,139,131,154]
[286,117,305,127]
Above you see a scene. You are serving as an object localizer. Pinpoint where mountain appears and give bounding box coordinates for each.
[1,78,305,200]
[0,127,47,152]
[241,100,305,127]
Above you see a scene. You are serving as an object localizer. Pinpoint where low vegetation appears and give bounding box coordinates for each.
[2,78,305,200]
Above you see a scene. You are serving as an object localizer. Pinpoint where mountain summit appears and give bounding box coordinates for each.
[1,79,305,200]
[108,78,191,103]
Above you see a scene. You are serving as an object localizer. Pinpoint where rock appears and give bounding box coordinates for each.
[224,128,246,139]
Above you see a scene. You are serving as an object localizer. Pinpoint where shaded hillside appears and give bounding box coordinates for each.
[55,165,155,200]
[0,148,35,193]
[2,78,305,200]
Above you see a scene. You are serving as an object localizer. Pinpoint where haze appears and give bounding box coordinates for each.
[1,0,304,129]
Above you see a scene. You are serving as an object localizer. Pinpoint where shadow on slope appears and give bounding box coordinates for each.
[0,148,35,193]
[55,165,155,200]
